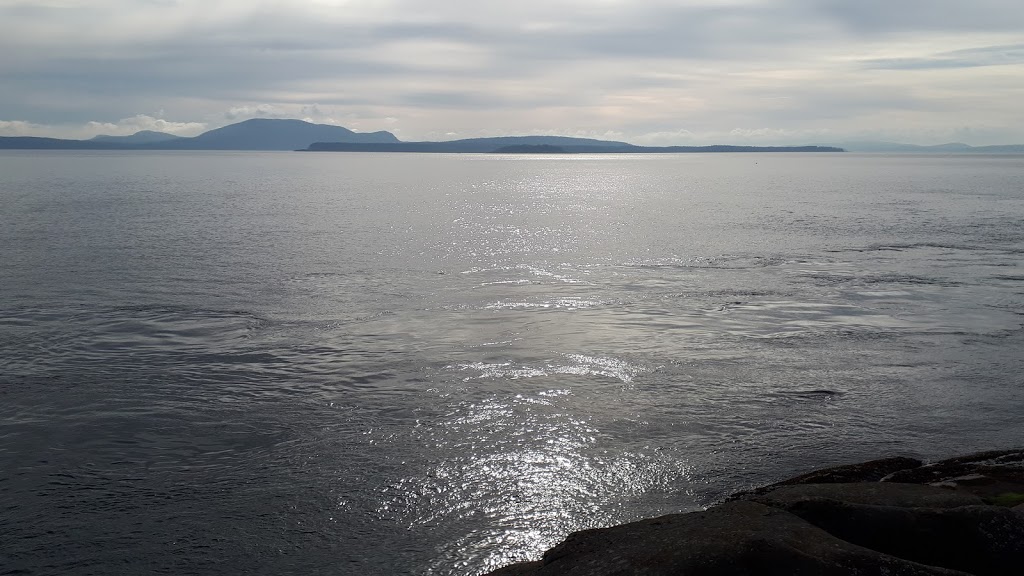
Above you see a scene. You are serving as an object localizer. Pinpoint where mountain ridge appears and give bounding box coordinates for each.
[136,118,400,150]
[0,118,400,151]
[5,119,1020,152]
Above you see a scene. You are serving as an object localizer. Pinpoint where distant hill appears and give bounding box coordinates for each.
[639,145,843,153]
[304,135,639,153]
[824,141,1024,153]
[0,136,121,150]
[975,144,1024,153]
[450,135,634,149]
[492,144,571,153]
[91,130,183,144]
[305,139,843,153]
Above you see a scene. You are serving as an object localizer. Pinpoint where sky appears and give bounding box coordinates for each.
[1,0,1023,145]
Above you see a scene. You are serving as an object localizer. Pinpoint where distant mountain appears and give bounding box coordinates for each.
[824,141,1024,153]
[149,118,400,150]
[91,130,183,144]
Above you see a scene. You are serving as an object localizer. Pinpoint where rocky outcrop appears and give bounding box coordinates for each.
[484,449,1024,576]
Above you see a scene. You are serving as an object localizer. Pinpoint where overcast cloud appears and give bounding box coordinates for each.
[1,0,1022,144]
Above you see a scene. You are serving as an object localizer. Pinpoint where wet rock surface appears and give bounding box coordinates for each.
[484,449,1024,576]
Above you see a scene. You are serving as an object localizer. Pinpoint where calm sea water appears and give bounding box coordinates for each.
[1,151,1023,575]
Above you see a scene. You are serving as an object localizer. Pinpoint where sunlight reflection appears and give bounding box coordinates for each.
[375,387,692,575]
[449,353,647,384]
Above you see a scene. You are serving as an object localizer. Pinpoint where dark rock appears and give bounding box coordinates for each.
[483,450,1024,576]
[751,484,1024,575]
[932,449,1024,467]
[728,456,923,501]
[888,464,984,485]
[495,500,968,576]
[884,449,1024,501]
[748,482,984,509]
[486,561,543,576]
[778,456,924,484]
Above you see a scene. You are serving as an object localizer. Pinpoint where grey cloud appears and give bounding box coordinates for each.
[3,52,394,111]
[490,4,827,63]
[396,91,504,109]
[657,85,937,133]
[396,88,581,110]
[756,88,942,124]
[862,44,1024,70]
[800,0,1024,34]
[0,1,852,107]
[2,0,1023,143]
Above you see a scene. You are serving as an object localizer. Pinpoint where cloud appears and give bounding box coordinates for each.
[801,0,1024,35]
[224,105,286,121]
[0,114,206,138]
[0,120,47,137]
[1,0,1023,144]
[85,114,207,137]
[861,44,1024,70]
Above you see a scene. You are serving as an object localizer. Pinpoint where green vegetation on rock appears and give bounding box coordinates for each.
[987,492,1024,507]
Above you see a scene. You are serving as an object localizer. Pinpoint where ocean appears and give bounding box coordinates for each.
[1,151,1022,575]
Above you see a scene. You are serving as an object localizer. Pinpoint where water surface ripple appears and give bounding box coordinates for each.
[1,151,1023,575]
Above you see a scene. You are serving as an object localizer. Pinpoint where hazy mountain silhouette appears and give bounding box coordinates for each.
[0,119,399,150]
[45,118,1024,153]
[973,144,1024,153]
[822,141,1024,153]
[91,130,183,144]
[3,120,1023,152]
[148,118,400,150]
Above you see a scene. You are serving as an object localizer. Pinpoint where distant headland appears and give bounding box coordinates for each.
[0,118,843,153]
